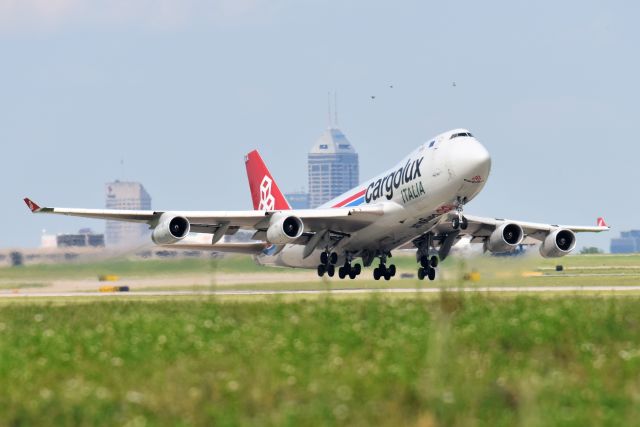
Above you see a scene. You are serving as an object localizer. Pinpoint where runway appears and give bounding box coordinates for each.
[3,285,640,298]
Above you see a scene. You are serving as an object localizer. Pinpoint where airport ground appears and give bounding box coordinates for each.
[2,252,640,295]
[2,253,640,425]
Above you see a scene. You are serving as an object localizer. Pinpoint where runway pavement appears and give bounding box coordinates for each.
[3,285,640,298]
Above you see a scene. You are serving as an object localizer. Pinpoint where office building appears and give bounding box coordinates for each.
[105,181,152,246]
[41,228,105,248]
[308,128,359,208]
[611,230,640,254]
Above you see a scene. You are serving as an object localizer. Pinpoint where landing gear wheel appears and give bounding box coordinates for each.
[384,272,391,281]
[430,256,439,268]
[353,264,362,275]
[317,264,326,277]
[388,264,396,277]
[452,217,460,230]
[349,270,357,280]
[329,252,338,265]
[320,252,328,265]
[460,216,468,230]
[427,267,436,281]
[373,268,381,281]
[327,264,335,277]
[418,267,426,280]
[420,256,430,268]
[338,266,346,279]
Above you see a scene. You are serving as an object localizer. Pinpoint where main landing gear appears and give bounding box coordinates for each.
[338,261,362,280]
[372,254,396,281]
[414,233,439,281]
[318,251,363,280]
[451,197,468,230]
[317,251,338,277]
[417,254,438,281]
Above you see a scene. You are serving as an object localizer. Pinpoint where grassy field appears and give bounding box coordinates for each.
[2,295,640,426]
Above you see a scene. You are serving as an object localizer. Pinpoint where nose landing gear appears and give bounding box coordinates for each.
[451,197,468,230]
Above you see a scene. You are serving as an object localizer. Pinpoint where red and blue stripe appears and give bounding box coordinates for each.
[332,189,366,208]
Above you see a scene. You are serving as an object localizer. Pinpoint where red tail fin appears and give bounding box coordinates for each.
[597,217,608,227]
[244,150,291,211]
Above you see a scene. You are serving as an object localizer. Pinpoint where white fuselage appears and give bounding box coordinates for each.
[256,129,492,268]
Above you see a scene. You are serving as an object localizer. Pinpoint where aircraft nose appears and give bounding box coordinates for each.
[453,139,492,180]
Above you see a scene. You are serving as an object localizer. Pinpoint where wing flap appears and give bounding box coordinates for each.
[164,242,268,254]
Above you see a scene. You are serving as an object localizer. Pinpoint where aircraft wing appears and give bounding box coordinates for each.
[418,213,610,260]
[23,198,384,236]
[435,214,609,242]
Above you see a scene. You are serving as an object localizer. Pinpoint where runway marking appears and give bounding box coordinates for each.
[540,273,640,277]
[539,266,640,270]
[3,286,640,298]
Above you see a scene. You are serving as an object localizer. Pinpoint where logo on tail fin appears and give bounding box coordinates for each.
[259,176,276,210]
[597,217,608,227]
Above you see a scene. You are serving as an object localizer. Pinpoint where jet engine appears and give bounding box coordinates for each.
[485,223,524,253]
[266,213,304,244]
[151,213,190,245]
[539,229,576,258]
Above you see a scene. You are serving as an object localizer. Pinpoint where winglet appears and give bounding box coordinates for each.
[597,217,609,228]
[24,198,42,213]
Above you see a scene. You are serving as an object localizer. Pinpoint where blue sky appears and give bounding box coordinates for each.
[2,0,637,250]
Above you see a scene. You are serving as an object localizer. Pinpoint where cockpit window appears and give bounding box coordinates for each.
[450,132,473,139]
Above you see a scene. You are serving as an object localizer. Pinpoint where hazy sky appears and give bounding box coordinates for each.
[2,0,637,250]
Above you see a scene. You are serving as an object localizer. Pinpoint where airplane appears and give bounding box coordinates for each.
[24,128,609,281]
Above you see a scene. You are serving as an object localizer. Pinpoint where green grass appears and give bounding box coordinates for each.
[2,295,640,426]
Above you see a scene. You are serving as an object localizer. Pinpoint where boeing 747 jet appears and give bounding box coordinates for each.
[25,129,609,281]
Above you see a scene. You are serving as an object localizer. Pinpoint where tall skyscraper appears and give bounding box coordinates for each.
[308,127,359,208]
[105,181,152,246]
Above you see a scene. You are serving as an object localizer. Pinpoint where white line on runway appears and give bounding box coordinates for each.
[3,286,640,298]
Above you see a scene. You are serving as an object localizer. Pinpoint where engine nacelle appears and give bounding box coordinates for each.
[266,213,304,244]
[485,223,524,253]
[151,213,190,245]
[539,229,576,258]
